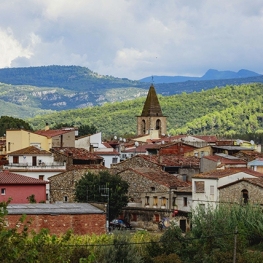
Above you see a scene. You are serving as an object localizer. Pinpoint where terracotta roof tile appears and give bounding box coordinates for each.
[9,146,51,156]
[121,167,190,188]
[203,155,247,165]
[34,129,72,138]
[143,155,200,168]
[193,168,263,179]
[0,170,48,184]
[52,147,103,160]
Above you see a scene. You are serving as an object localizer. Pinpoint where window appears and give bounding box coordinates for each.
[39,175,44,180]
[13,156,19,164]
[153,196,158,206]
[145,196,149,206]
[183,197,188,207]
[161,197,167,207]
[151,187,155,192]
[1,188,6,195]
[210,185,214,195]
[172,196,177,207]
[64,196,68,202]
[195,181,205,193]
[241,189,249,204]
[131,213,137,222]
[112,157,118,164]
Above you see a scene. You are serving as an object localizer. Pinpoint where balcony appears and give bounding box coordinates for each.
[3,162,66,171]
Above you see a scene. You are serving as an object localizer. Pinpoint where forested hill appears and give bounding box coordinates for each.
[0,65,143,91]
[28,83,263,138]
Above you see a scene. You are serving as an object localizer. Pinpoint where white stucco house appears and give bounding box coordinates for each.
[3,146,66,201]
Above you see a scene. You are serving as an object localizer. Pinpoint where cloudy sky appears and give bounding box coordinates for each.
[1,0,263,80]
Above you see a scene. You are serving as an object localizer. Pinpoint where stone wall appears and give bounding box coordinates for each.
[219,181,263,204]
[6,213,106,235]
[118,169,169,203]
[49,167,107,203]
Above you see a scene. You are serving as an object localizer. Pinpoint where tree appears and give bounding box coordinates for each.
[0,116,32,136]
[75,171,129,220]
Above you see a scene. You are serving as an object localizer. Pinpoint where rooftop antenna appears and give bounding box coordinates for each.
[152,75,154,84]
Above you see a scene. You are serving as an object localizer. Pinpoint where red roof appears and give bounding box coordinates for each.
[9,146,51,156]
[203,155,246,165]
[52,147,103,160]
[0,170,48,184]
[193,168,263,179]
[34,129,73,138]
[94,150,120,156]
[143,155,200,168]
[120,167,190,188]
[193,135,217,143]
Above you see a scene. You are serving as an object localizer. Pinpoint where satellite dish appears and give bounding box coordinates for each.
[114,135,117,140]
[161,140,165,144]
[123,138,126,143]
[240,140,243,144]
[236,139,240,145]
[250,140,255,145]
[119,137,123,142]
[135,141,139,147]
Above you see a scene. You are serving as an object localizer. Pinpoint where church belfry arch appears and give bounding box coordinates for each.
[137,84,167,136]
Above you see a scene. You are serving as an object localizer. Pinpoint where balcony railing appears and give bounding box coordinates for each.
[4,162,66,170]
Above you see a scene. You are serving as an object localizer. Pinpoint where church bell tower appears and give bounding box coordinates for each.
[137,84,167,136]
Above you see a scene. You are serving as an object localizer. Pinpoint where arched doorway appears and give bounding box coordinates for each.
[142,120,146,134]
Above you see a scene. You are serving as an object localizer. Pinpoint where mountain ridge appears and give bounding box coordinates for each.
[140,69,261,83]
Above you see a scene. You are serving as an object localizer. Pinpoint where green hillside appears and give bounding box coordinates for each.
[27,83,263,138]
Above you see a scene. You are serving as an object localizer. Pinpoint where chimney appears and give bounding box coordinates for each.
[45,123,50,131]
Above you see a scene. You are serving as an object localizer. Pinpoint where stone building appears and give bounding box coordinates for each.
[48,164,108,203]
[219,177,263,205]
[137,84,167,136]
[117,166,191,231]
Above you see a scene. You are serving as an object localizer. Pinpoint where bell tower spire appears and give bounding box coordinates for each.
[137,84,167,136]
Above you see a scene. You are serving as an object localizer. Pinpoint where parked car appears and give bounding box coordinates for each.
[109,219,132,230]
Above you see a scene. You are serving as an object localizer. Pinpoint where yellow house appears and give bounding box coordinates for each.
[6,127,75,154]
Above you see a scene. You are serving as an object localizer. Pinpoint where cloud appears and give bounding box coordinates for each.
[0,0,262,79]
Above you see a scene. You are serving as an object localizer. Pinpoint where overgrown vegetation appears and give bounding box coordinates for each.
[2,200,263,262]
[75,171,129,220]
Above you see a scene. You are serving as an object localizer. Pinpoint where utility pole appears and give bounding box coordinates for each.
[100,185,110,233]
[233,226,237,263]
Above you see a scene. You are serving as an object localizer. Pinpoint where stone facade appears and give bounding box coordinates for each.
[49,166,108,203]
[118,169,170,203]
[219,179,263,205]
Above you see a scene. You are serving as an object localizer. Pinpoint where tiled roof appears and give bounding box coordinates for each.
[34,129,72,138]
[193,135,217,143]
[102,142,113,148]
[0,170,48,184]
[65,164,108,171]
[203,155,247,165]
[143,155,200,168]
[121,167,190,188]
[94,150,120,156]
[8,146,51,156]
[218,177,263,189]
[193,168,263,179]
[122,145,147,153]
[52,147,103,160]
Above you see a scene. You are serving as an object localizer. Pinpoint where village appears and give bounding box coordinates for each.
[1,84,263,236]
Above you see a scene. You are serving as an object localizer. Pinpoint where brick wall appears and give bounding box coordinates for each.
[6,213,106,235]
